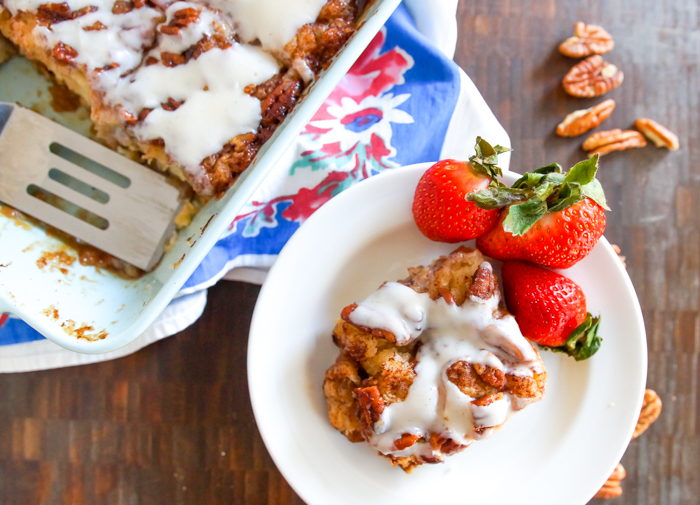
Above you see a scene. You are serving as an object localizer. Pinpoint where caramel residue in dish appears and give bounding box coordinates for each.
[0,205,33,230]
[36,250,77,275]
[48,83,81,112]
[200,214,215,235]
[61,319,108,341]
[45,227,144,279]
[173,254,185,269]
[42,304,60,320]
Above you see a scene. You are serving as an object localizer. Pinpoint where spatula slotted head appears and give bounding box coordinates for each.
[0,103,182,271]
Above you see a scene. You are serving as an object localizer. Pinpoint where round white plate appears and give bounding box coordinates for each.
[248,163,647,505]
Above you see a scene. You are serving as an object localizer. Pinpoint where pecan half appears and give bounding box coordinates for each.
[468,263,496,301]
[594,463,626,499]
[635,118,680,150]
[633,389,662,439]
[582,129,646,157]
[563,55,623,97]
[556,99,615,137]
[559,22,614,58]
[353,386,385,425]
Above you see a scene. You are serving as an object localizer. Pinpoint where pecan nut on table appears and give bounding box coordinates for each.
[563,55,624,98]
[559,22,615,58]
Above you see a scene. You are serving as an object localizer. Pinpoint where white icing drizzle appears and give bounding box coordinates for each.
[348,280,543,461]
[129,46,278,177]
[202,0,328,53]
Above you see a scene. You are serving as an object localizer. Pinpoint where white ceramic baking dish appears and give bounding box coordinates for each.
[0,0,402,354]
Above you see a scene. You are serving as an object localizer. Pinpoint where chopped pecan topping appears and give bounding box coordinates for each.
[393,433,420,451]
[563,55,623,97]
[118,109,137,126]
[94,62,119,73]
[259,79,302,138]
[137,108,153,122]
[161,51,186,67]
[145,56,158,66]
[633,389,662,439]
[582,129,646,157]
[83,20,107,31]
[159,25,180,36]
[171,7,200,27]
[468,263,496,301]
[559,22,614,58]
[161,97,182,112]
[594,463,625,499]
[429,433,467,456]
[52,41,78,63]
[556,99,615,137]
[472,362,506,390]
[38,3,96,24]
[111,0,133,14]
[471,392,503,407]
[635,118,680,150]
[158,7,200,35]
[353,386,385,425]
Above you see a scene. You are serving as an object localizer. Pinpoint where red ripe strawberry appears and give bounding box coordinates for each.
[412,138,510,242]
[412,159,498,242]
[468,154,610,269]
[477,198,606,268]
[501,260,602,361]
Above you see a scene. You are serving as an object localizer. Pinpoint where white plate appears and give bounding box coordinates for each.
[248,163,647,505]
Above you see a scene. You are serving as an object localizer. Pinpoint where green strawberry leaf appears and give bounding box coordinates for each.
[540,314,603,361]
[581,179,611,211]
[562,155,599,187]
[467,186,529,210]
[502,195,548,236]
[511,172,544,190]
[534,163,563,175]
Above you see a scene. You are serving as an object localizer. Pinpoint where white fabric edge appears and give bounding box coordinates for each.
[223,266,271,284]
[177,253,278,295]
[0,290,207,373]
[402,0,458,59]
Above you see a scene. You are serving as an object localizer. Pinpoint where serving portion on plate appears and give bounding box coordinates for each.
[248,160,647,505]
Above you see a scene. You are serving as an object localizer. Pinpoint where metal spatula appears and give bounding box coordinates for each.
[0,102,182,271]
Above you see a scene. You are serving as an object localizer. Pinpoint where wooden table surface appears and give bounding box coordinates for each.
[1,0,698,503]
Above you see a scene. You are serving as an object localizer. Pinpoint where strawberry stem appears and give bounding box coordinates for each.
[468,136,511,182]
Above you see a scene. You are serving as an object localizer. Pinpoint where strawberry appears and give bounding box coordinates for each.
[412,137,510,242]
[469,155,609,269]
[501,260,602,361]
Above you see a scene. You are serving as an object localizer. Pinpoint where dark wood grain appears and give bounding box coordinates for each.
[0,1,697,503]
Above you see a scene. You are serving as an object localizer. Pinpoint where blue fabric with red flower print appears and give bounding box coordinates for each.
[0,4,461,347]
